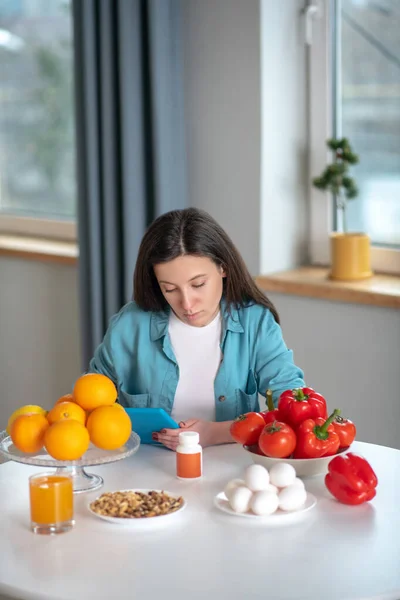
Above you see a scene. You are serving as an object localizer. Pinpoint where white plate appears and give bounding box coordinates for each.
[87,489,186,528]
[214,491,317,524]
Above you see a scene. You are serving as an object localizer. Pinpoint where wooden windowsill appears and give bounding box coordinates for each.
[256,267,400,309]
[0,235,78,265]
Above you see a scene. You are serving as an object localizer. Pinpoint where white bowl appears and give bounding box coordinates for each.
[243,445,352,478]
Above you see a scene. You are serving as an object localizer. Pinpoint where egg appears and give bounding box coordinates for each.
[269,463,296,488]
[229,486,253,513]
[278,483,307,512]
[291,477,305,489]
[266,483,278,494]
[224,478,246,501]
[250,490,279,516]
[244,464,270,491]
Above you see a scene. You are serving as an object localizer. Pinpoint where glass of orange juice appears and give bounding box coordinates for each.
[29,472,74,534]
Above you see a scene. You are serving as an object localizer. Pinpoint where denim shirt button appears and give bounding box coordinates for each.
[218,395,226,402]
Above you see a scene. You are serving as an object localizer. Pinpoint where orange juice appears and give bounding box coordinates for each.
[29,473,74,534]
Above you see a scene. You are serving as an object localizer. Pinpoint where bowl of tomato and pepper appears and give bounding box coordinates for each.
[230,387,357,478]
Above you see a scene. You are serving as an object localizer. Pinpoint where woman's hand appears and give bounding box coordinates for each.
[153,419,234,451]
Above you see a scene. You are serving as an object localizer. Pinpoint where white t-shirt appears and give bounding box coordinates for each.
[169,310,222,423]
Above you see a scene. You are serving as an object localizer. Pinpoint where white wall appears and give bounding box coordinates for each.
[269,293,400,450]
[0,257,81,430]
[182,0,262,274]
[182,0,309,275]
[260,0,309,273]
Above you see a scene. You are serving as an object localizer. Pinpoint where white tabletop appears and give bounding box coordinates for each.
[0,440,399,600]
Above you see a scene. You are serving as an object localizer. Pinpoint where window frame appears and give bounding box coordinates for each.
[0,215,76,241]
[308,0,400,275]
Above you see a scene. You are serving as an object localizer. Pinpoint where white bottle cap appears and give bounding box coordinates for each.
[178,431,200,446]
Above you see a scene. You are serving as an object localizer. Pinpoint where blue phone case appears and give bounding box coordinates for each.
[124,407,179,445]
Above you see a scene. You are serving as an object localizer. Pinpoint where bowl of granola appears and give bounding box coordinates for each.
[88,489,186,527]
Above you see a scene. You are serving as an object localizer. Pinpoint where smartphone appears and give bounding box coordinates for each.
[124,407,179,445]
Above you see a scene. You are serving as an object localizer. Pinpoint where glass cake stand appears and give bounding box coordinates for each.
[0,430,141,494]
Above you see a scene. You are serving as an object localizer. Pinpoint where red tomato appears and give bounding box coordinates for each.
[230,412,265,446]
[260,408,282,425]
[258,421,297,458]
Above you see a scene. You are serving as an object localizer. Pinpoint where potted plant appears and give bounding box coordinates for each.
[313,138,373,281]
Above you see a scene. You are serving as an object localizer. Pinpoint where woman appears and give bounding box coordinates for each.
[89,208,305,450]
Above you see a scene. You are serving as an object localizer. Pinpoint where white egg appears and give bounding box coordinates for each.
[244,464,270,491]
[229,486,253,513]
[250,491,279,516]
[224,478,246,501]
[266,483,278,494]
[291,477,305,489]
[278,484,307,512]
[269,463,296,488]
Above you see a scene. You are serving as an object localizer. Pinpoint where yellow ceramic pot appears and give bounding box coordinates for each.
[329,233,373,281]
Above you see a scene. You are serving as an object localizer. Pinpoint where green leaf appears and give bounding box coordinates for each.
[312,137,359,205]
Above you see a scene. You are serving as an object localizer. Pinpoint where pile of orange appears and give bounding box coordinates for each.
[7,373,132,460]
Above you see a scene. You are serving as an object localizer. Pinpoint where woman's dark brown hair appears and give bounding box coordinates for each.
[133,208,280,323]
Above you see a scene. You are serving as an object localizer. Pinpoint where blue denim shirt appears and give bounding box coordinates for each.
[88,299,305,421]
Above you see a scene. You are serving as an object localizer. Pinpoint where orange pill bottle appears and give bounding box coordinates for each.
[176,431,202,480]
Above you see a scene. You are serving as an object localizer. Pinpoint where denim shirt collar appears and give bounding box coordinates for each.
[150,297,244,341]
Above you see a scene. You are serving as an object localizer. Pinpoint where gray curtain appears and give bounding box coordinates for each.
[72,0,187,369]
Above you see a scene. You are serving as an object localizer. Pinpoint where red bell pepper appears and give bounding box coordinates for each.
[332,415,356,449]
[260,389,283,425]
[325,453,378,505]
[278,387,328,428]
[293,409,341,459]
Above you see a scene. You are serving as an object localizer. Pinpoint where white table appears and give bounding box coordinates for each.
[0,441,399,600]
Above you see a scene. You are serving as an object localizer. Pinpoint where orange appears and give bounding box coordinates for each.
[47,401,86,426]
[73,373,117,411]
[6,405,47,435]
[55,393,74,405]
[86,405,132,450]
[44,420,90,461]
[10,413,49,454]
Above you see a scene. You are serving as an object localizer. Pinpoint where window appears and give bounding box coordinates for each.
[309,0,400,274]
[0,0,76,241]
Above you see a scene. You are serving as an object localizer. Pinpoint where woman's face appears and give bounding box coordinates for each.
[154,255,225,327]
